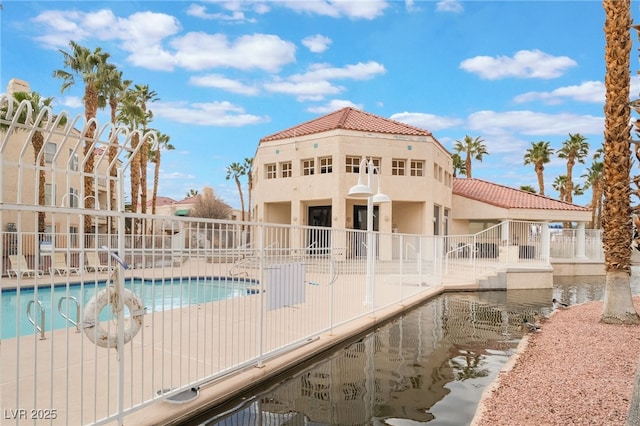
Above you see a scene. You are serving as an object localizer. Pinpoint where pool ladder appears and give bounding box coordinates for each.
[25,296,81,340]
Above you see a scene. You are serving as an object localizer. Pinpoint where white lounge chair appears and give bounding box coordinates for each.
[50,252,81,276]
[85,252,111,272]
[8,254,43,278]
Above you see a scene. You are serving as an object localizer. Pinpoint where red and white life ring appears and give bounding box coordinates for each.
[83,286,144,349]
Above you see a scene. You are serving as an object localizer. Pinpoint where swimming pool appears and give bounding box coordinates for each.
[1,277,255,339]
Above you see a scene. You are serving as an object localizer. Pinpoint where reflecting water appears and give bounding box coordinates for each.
[188,272,640,426]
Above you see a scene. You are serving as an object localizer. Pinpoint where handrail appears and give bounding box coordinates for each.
[58,296,81,332]
[26,300,46,340]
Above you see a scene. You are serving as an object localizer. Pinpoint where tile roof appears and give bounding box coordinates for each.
[453,178,590,211]
[259,107,433,142]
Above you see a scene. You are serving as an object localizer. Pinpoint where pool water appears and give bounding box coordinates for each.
[1,277,252,339]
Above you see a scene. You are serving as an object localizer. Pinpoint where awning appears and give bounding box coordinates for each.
[175,209,190,216]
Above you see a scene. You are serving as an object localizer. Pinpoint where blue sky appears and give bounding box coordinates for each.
[2,0,639,209]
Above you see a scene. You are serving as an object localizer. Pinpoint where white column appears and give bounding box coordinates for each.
[576,222,587,260]
[541,222,550,262]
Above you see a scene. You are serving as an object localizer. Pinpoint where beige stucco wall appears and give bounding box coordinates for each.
[252,129,453,237]
[1,126,117,234]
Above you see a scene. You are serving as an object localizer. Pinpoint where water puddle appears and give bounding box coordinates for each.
[186,273,640,425]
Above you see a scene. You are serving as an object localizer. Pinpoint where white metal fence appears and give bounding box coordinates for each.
[0,95,606,425]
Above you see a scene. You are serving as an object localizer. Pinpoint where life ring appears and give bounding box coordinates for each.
[83,286,144,349]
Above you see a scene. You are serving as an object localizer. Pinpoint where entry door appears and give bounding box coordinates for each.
[307,206,331,254]
[352,205,379,257]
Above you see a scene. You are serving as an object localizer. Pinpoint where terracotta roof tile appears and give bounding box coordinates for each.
[259,107,433,142]
[453,178,590,211]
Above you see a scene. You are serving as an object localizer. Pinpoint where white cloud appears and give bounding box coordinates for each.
[302,34,332,53]
[55,96,83,109]
[152,101,269,126]
[514,77,640,105]
[467,110,603,136]
[436,0,463,13]
[171,32,296,72]
[281,0,389,20]
[190,74,259,95]
[264,61,385,101]
[307,99,363,114]
[514,81,604,104]
[186,4,254,22]
[390,112,463,131]
[460,50,577,80]
[187,1,269,21]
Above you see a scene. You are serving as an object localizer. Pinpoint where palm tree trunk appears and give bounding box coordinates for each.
[535,165,545,196]
[152,150,160,215]
[32,131,46,233]
[601,0,639,324]
[83,84,98,233]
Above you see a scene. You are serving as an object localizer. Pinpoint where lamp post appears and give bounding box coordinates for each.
[348,158,391,306]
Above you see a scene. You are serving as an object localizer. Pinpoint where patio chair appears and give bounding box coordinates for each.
[8,255,43,278]
[85,252,111,272]
[50,252,81,276]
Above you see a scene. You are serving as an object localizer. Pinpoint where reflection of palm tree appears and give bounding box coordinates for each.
[449,349,489,381]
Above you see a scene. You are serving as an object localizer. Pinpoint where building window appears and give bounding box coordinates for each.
[45,184,55,206]
[266,163,276,179]
[346,156,361,173]
[45,143,56,163]
[366,157,381,174]
[319,156,333,174]
[410,160,424,177]
[69,188,79,208]
[434,204,441,236]
[69,149,78,171]
[70,226,79,248]
[392,159,406,176]
[302,158,314,175]
[280,161,292,178]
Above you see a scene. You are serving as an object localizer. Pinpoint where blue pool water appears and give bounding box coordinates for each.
[1,277,253,339]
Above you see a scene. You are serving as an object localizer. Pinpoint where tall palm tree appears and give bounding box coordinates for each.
[523,141,554,196]
[451,153,465,177]
[453,135,488,179]
[226,162,246,223]
[53,41,110,231]
[150,132,174,215]
[601,0,639,324]
[97,63,130,212]
[557,133,589,204]
[117,90,146,218]
[1,91,54,233]
[129,84,158,215]
[582,160,604,228]
[243,157,253,222]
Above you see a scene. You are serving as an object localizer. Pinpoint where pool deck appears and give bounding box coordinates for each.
[1,258,555,426]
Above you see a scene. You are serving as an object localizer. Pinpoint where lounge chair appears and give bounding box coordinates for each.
[85,252,111,272]
[50,252,81,276]
[8,255,43,278]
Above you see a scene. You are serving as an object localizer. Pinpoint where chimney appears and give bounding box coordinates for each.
[7,78,30,95]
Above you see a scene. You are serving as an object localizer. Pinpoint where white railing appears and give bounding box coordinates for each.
[0,95,605,425]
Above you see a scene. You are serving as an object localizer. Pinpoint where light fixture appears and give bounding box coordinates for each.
[348,158,373,198]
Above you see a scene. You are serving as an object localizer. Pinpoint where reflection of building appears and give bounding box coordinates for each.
[224,294,534,425]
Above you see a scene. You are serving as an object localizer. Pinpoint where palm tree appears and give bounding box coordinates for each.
[523,141,554,196]
[97,63,130,212]
[520,185,537,193]
[150,132,174,215]
[185,189,199,198]
[1,91,54,233]
[225,162,246,223]
[557,133,589,204]
[53,41,110,231]
[129,84,158,215]
[453,135,488,179]
[601,0,639,324]
[243,157,253,222]
[117,90,147,218]
[582,160,604,228]
[451,153,465,177]
[552,175,568,202]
